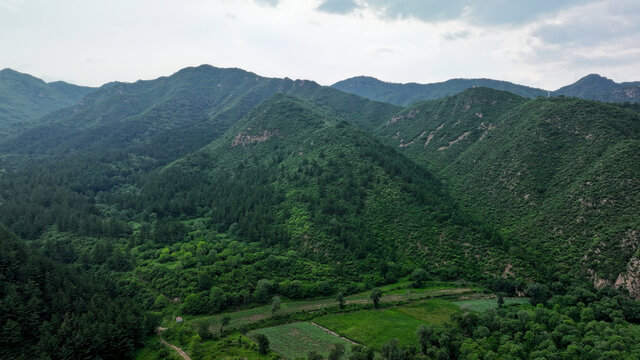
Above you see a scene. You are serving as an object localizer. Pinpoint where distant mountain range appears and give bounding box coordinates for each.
[333,74,640,106]
[554,74,640,103]
[0,68,94,138]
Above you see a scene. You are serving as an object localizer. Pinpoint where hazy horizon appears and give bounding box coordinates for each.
[2,0,639,89]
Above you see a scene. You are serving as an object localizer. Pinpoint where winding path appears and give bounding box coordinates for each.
[157,327,192,360]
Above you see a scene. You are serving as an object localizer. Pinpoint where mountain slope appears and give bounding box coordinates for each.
[1,65,399,162]
[376,88,640,296]
[332,75,547,106]
[117,94,513,282]
[0,66,399,241]
[554,74,640,103]
[0,68,95,138]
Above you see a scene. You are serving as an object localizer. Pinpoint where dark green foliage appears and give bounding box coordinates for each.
[328,343,345,360]
[371,288,382,308]
[0,224,149,359]
[348,346,375,360]
[526,283,552,306]
[254,280,275,304]
[0,66,398,244]
[332,75,547,106]
[254,333,270,354]
[336,292,345,309]
[410,268,428,288]
[2,65,639,359]
[271,296,282,315]
[220,316,231,334]
[416,324,433,354]
[378,87,640,289]
[196,320,212,340]
[380,338,417,360]
[308,351,324,360]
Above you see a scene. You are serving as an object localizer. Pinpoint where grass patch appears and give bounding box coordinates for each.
[199,334,277,360]
[248,322,352,359]
[190,282,476,334]
[452,297,530,312]
[396,299,460,324]
[134,336,182,360]
[313,300,459,350]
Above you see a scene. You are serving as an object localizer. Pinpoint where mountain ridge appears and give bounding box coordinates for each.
[0,68,95,131]
[375,87,640,296]
[333,73,640,106]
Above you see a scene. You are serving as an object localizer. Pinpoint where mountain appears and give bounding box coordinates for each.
[1,65,399,162]
[0,65,399,241]
[332,75,548,106]
[375,87,640,297]
[554,74,640,103]
[117,94,512,286]
[0,68,95,138]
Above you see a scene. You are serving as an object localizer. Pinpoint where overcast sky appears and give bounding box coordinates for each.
[1,0,639,90]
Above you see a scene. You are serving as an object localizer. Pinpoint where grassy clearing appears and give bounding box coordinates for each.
[313,299,460,350]
[452,297,530,312]
[248,322,352,359]
[396,299,460,324]
[198,334,277,360]
[190,283,477,334]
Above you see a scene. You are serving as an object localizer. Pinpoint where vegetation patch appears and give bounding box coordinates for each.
[248,322,352,359]
[453,297,530,312]
[314,300,460,350]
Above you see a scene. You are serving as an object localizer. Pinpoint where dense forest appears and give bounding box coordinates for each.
[0,66,638,359]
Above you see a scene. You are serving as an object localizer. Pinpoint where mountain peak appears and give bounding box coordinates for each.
[575,73,616,86]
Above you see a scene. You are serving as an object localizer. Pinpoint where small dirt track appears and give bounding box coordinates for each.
[157,327,192,360]
[309,322,359,345]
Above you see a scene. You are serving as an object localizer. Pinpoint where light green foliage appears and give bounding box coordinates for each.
[248,322,353,359]
[314,300,459,350]
[453,297,530,312]
[192,334,277,360]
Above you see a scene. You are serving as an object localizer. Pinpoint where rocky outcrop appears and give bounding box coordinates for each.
[615,255,640,299]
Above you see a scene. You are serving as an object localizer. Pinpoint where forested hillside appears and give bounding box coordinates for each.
[105,94,514,309]
[377,87,640,297]
[1,66,639,359]
[0,224,152,359]
[0,68,94,138]
[2,65,398,161]
[0,65,398,241]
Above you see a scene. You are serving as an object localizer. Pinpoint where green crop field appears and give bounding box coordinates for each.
[187,282,476,334]
[248,322,353,359]
[313,300,460,350]
[452,297,530,312]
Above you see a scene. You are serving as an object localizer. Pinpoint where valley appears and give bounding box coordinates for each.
[1,65,639,359]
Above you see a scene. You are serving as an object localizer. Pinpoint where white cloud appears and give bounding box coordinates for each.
[0,0,638,90]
